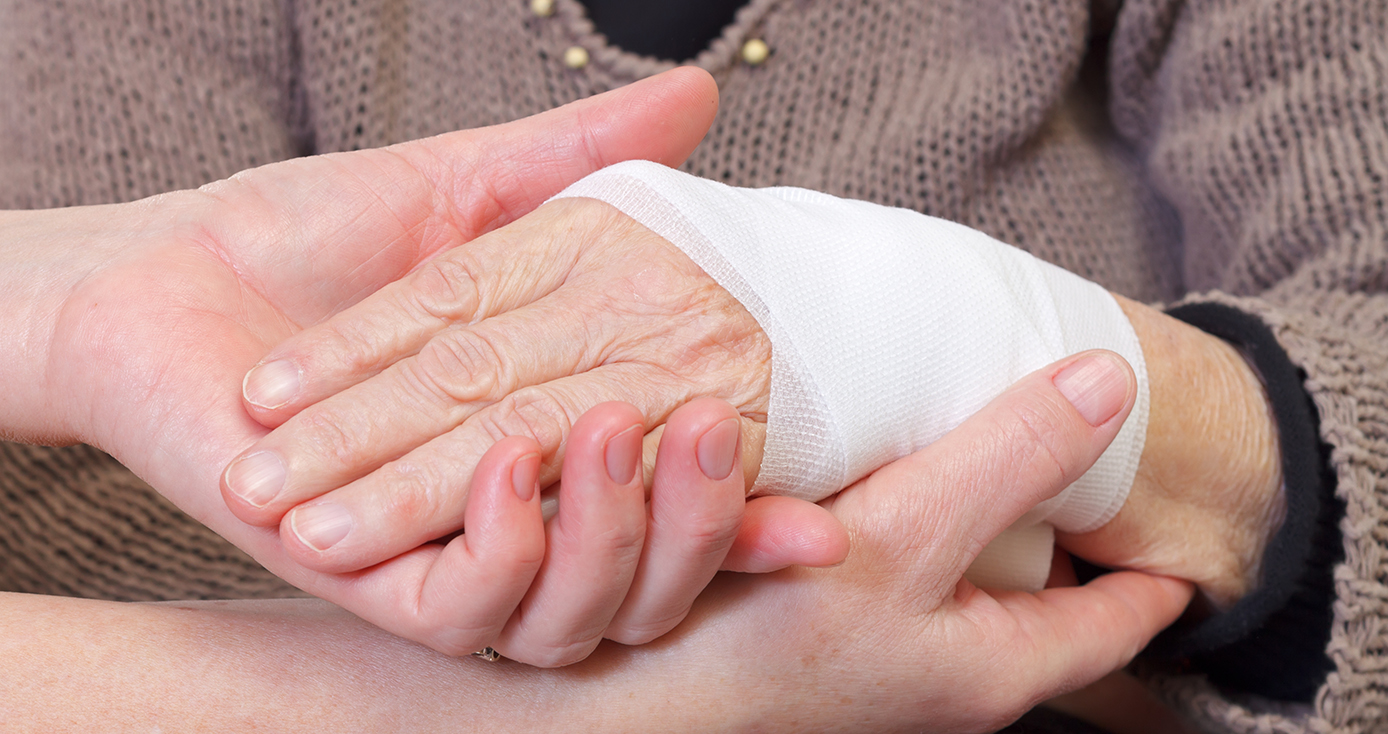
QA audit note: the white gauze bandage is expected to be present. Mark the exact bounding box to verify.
[554,161,1148,591]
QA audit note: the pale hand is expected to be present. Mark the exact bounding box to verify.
[592,352,1193,732]
[3,68,848,662]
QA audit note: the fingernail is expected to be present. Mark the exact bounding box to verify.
[289,503,353,551]
[696,418,740,480]
[1054,353,1129,426]
[512,453,540,502]
[243,360,301,409]
[541,493,560,522]
[223,451,286,508]
[604,425,643,484]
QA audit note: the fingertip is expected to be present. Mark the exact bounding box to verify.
[783,507,850,568]
[582,67,719,170]
[280,501,357,571]
[568,402,646,487]
[474,434,544,504]
[1050,350,1135,428]
[1084,571,1195,622]
[659,400,743,488]
[652,66,720,142]
[724,497,850,573]
[511,451,541,502]
[221,450,289,527]
[242,358,302,421]
[1115,572,1196,625]
[1026,571,1194,677]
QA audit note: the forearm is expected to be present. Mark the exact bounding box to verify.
[0,592,737,732]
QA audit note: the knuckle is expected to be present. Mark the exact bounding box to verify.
[409,329,509,405]
[589,522,647,565]
[474,535,546,578]
[544,509,645,568]
[407,254,483,323]
[375,458,450,525]
[310,317,390,379]
[294,407,379,469]
[475,386,575,452]
[663,504,742,560]
[1000,399,1079,492]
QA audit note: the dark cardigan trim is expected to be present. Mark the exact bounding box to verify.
[1143,302,1342,702]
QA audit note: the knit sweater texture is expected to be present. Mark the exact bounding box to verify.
[2,0,1386,731]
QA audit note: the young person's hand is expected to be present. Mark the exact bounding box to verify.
[603,351,1191,731]
[0,351,1188,731]
[5,67,825,657]
[433,398,844,665]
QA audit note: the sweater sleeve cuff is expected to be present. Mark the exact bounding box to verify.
[1143,302,1343,702]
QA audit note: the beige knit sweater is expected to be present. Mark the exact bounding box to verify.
[2,0,1385,731]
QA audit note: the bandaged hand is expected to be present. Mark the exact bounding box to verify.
[560,163,1284,607]
[230,160,1283,612]
[227,160,1152,596]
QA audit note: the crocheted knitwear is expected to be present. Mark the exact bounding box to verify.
[2,1,1386,731]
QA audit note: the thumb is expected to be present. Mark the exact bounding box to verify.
[1005,572,1194,700]
[409,65,721,242]
[721,496,850,573]
[201,67,719,324]
[833,350,1137,588]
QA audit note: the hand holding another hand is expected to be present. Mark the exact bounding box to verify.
[572,352,1192,732]
[6,67,853,662]
[221,197,777,575]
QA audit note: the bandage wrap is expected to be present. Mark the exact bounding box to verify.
[555,161,1149,590]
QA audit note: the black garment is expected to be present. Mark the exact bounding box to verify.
[582,0,750,60]
[1149,303,1343,702]
[1004,708,1116,734]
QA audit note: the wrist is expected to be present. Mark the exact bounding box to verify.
[1060,296,1285,609]
[0,201,167,445]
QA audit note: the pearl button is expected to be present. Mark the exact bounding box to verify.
[530,0,555,17]
[563,45,590,69]
[741,38,770,65]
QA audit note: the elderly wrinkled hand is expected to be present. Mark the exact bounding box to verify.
[222,196,777,574]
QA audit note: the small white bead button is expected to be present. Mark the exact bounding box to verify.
[530,0,555,17]
[563,45,590,69]
[741,38,770,65]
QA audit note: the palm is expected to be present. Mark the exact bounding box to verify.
[50,176,459,578]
